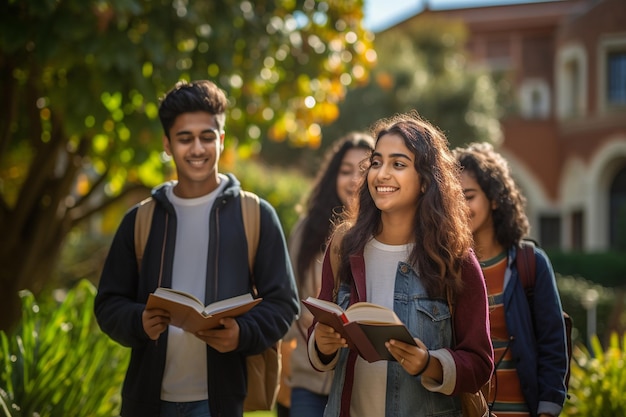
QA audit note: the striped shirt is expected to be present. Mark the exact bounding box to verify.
[482,253,529,417]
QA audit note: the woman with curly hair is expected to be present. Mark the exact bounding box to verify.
[279,132,375,417]
[454,142,568,417]
[308,112,493,417]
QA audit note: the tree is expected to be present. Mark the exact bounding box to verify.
[319,15,503,162]
[0,0,375,331]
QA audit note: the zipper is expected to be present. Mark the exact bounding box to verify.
[212,200,223,300]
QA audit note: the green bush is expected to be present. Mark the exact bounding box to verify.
[0,279,129,417]
[232,159,312,238]
[556,274,624,347]
[563,333,626,416]
[548,250,626,288]
[0,278,280,417]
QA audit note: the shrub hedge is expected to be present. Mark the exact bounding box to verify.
[548,250,626,288]
[556,274,625,347]
[228,157,312,239]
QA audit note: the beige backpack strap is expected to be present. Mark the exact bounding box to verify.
[134,197,155,272]
[240,190,261,281]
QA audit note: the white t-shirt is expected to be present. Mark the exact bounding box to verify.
[350,238,413,417]
[161,176,227,402]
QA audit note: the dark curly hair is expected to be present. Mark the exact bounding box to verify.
[158,80,228,138]
[453,142,530,249]
[338,111,473,297]
[295,132,375,290]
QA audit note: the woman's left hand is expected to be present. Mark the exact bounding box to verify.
[386,337,430,376]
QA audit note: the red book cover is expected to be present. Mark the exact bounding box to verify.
[302,298,354,349]
[302,297,417,362]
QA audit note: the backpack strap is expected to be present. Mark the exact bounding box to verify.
[134,197,156,273]
[134,191,261,288]
[240,190,261,295]
[516,240,536,294]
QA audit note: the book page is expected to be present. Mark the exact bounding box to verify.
[202,293,256,316]
[344,302,402,325]
[152,288,204,312]
[302,297,346,316]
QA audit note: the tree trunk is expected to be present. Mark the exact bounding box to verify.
[0,280,23,334]
[0,226,66,331]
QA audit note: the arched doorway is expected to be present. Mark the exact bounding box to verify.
[610,165,626,251]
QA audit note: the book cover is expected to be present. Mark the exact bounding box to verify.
[146,288,262,333]
[302,297,417,363]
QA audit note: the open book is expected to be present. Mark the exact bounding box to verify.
[302,297,417,363]
[146,288,262,333]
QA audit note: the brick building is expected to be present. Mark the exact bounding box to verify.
[388,0,626,252]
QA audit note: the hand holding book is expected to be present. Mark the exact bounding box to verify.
[146,288,262,333]
[303,297,417,362]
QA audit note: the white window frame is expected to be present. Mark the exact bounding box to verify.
[597,33,626,114]
[519,78,551,119]
[556,43,587,120]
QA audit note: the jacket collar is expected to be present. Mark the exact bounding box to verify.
[150,173,242,208]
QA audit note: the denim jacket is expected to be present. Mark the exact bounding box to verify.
[309,248,493,417]
[503,245,568,417]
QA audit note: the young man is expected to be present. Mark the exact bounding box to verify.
[95,80,299,417]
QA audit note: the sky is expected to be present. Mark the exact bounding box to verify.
[363,0,563,32]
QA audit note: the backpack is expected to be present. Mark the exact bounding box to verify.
[516,240,572,390]
[134,190,281,412]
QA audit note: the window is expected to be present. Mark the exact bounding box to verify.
[571,210,584,251]
[539,215,561,250]
[609,166,626,251]
[519,78,550,119]
[598,35,626,113]
[556,44,587,119]
[485,37,511,70]
[565,60,580,116]
[607,51,626,105]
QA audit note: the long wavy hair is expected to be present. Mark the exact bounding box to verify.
[453,142,530,249]
[338,111,473,297]
[295,132,375,290]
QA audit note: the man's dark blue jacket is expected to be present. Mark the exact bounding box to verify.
[95,174,299,417]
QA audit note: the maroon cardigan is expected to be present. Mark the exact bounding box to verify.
[309,245,494,415]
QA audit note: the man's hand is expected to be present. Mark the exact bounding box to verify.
[142,308,170,340]
[195,318,240,352]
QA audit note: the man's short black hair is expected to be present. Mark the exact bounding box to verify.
[158,80,228,138]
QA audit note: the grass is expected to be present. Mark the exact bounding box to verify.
[245,411,277,417]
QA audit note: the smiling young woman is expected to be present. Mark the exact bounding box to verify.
[307,111,494,417]
[454,142,568,417]
[280,132,375,417]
